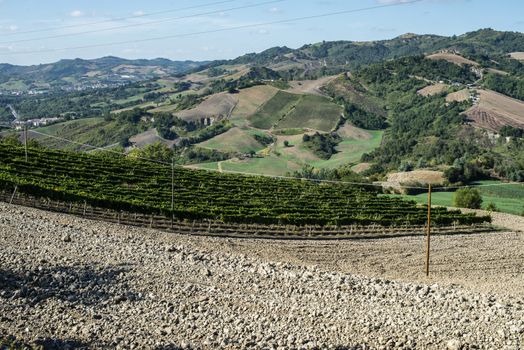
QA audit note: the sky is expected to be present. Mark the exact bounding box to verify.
[0,0,523,65]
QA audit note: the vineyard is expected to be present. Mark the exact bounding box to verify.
[0,144,490,227]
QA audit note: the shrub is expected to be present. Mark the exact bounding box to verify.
[485,202,498,212]
[453,187,483,209]
[283,140,290,147]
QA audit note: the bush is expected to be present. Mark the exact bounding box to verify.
[485,202,498,212]
[283,140,290,147]
[453,187,483,209]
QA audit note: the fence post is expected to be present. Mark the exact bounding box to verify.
[9,186,18,204]
[24,124,28,163]
[83,201,87,216]
[425,184,432,277]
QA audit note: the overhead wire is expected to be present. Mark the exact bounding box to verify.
[1,124,522,191]
[0,0,284,45]
[1,0,243,37]
[1,0,424,55]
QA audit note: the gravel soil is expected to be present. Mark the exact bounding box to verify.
[0,202,523,349]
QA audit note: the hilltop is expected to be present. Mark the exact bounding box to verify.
[1,28,523,185]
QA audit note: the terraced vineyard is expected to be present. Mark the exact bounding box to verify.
[0,144,489,227]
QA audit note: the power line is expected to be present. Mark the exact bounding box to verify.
[1,0,243,37]
[9,126,523,191]
[1,0,424,56]
[0,0,283,45]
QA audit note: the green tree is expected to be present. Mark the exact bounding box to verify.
[453,187,483,209]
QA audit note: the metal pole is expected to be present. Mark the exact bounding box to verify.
[425,184,432,276]
[24,124,28,162]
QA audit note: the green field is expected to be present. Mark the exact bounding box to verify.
[33,118,144,150]
[249,91,301,129]
[393,180,524,215]
[277,94,343,132]
[310,130,384,169]
[198,127,265,153]
[194,129,384,176]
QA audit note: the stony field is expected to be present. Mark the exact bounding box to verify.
[0,202,523,349]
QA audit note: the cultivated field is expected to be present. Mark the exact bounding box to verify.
[230,85,279,120]
[510,52,524,61]
[276,94,343,132]
[1,202,523,349]
[248,90,301,129]
[197,127,264,153]
[417,83,449,97]
[286,75,337,96]
[177,92,238,122]
[464,89,524,131]
[445,88,470,102]
[129,128,176,148]
[427,53,479,66]
[386,170,445,187]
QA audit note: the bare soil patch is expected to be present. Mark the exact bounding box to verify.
[417,83,449,97]
[177,92,238,122]
[427,53,479,66]
[287,76,337,96]
[463,89,524,131]
[386,170,445,186]
[446,88,470,102]
[336,123,372,140]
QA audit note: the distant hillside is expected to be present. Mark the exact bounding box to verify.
[0,57,208,93]
[202,29,524,79]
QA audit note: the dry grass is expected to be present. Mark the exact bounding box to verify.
[232,85,279,118]
[336,123,372,140]
[509,52,524,61]
[445,89,470,102]
[417,83,449,97]
[176,92,238,122]
[386,170,445,186]
[463,89,524,131]
[198,127,264,153]
[352,162,372,173]
[427,53,479,66]
[286,76,337,96]
[129,129,176,148]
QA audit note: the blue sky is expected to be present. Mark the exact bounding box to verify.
[0,0,523,65]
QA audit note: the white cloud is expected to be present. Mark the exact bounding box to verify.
[269,7,280,13]
[133,10,144,16]
[69,10,84,17]
[8,25,17,31]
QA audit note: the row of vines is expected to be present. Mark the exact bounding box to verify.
[0,144,490,226]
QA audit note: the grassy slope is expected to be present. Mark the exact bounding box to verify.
[193,129,384,176]
[197,127,264,153]
[34,118,140,150]
[392,180,524,215]
[276,94,342,132]
[248,91,301,129]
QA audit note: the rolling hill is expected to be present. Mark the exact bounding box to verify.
[2,28,524,182]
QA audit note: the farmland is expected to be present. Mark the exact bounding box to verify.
[392,180,524,215]
[0,143,488,227]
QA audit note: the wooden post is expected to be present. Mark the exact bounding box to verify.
[425,184,432,277]
[171,157,175,212]
[9,186,18,204]
[24,124,28,162]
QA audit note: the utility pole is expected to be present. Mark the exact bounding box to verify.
[425,184,432,277]
[24,124,28,162]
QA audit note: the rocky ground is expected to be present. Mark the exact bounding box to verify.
[0,202,523,349]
